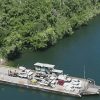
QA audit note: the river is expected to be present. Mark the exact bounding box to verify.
[0,15,100,100]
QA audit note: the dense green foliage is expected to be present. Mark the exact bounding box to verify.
[0,0,100,59]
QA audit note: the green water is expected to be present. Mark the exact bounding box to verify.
[1,15,100,100]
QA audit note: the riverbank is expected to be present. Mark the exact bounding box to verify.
[0,58,6,65]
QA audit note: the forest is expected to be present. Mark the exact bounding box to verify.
[0,0,100,59]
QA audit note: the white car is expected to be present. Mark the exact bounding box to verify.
[18,73,27,78]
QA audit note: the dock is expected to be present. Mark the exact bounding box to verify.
[0,63,100,97]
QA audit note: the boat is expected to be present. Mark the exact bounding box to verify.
[0,62,100,97]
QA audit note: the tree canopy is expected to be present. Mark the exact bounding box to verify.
[0,0,100,59]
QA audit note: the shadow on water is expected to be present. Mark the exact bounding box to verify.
[7,48,22,61]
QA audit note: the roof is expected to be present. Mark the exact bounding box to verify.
[34,62,55,69]
[19,66,26,70]
[58,75,66,80]
[52,69,63,74]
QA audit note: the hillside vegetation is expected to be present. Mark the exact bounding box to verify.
[0,0,100,59]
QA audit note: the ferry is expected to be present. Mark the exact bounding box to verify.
[0,62,100,97]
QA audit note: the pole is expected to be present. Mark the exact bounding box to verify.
[84,65,86,79]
